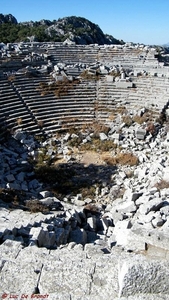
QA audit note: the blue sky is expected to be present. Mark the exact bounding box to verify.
[1,0,169,45]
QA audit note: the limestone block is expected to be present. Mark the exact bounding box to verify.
[135,195,151,206]
[0,240,23,260]
[160,204,169,217]
[28,179,40,189]
[99,132,108,141]
[47,231,56,247]
[63,133,71,142]
[110,211,124,225]
[6,174,15,182]
[39,190,51,198]
[101,217,112,231]
[54,217,65,228]
[87,216,97,231]
[152,216,164,227]
[73,198,86,206]
[13,130,26,141]
[6,182,21,190]
[137,211,155,224]
[21,181,28,191]
[119,171,126,180]
[113,199,137,215]
[0,245,48,294]
[118,255,169,297]
[69,227,87,245]
[70,209,82,225]
[160,188,169,198]
[39,197,55,206]
[29,227,49,247]
[138,198,164,215]
[131,224,169,251]
[113,220,132,246]
[136,128,146,140]
[101,186,109,196]
[55,227,65,246]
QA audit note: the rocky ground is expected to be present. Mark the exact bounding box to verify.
[1,112,169,299]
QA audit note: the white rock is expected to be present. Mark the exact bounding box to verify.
[119,255,169,297]
[99,132,108,141]
[87,216,97,231]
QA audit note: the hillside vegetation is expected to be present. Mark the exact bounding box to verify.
[0,14,124,45]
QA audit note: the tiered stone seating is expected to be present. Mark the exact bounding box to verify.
[1,44,169,134]
[98,45,159,69]
[131,76,169,110]
[97,78,131,122]
[98,45,145,66]
[12,75,97,133]
[0,78,41,133]
[97,75,169,124]
[48,44,99,65]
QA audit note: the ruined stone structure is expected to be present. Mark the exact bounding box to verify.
[1,42,169,135]
[1,42,169,299]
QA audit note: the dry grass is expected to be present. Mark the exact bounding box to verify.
[25,200,49,213]
[125,170,135,178]
[126,109,158,126]
[108,113,116,121]
[133,115,147,124]
[80,70,100,81]
[37,120,44,128]
[154,180,169,190]
[113,106,127,115]
[16,117,22,125]
[91,121,110,135]
[103,152,138,166]
[122,115,133,127]
[38,77,80,98]
[79,138,118,152]
[146,122,156,135]
[109,70,121,77]
[8,75,16,82]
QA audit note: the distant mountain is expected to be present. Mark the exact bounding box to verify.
[0,13,17,24]
[162,42,169,47]
[40,16,123,45]
[0,13,124,45]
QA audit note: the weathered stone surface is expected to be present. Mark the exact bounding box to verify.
[69,227,87,245]
[118,255,169,297]
[138,198,164,215]
[99,132,107,141]
[0,244,49,295]
[38,245,119,299]
[135,127,146,140]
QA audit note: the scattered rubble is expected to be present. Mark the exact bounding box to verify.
[0,118,169,298]
[1,41,169,298]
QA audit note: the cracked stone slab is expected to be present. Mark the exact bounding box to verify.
[0,245,49,294]
[39,245,119,299]
[0,239,23,260]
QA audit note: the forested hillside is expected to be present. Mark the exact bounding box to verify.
[0,14,124,44]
